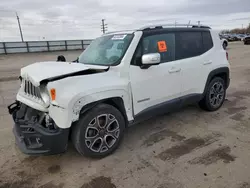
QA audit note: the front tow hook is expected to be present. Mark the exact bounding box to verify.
[8,101,20,114]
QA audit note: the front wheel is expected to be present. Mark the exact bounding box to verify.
[71,103,125,158]
[199,77,226,111]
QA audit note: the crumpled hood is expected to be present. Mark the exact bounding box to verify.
[20,61,108,86]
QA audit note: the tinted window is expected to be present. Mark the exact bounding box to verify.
[176,32,203,60]
[202,31,213,52]
[142,33,175,63]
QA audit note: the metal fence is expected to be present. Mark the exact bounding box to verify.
[0,40,92,54]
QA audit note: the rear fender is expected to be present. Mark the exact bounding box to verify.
[203,67,230,96]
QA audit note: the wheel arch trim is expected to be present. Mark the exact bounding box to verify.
[71,90,133,126]
[203,67,230,96]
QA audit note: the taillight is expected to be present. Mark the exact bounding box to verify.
[226,52,229,60]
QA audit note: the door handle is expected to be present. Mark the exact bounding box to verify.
[168,68,181,73]
[203,61,212,65]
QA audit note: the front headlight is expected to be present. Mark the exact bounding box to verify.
[40,86,50,107]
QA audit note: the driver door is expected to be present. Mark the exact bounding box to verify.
[129,32,182,116]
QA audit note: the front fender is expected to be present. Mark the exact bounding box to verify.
[48,89,133,129]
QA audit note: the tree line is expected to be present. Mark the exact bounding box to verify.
[221,24,250,34]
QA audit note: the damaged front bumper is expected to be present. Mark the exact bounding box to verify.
[8,101,69,155]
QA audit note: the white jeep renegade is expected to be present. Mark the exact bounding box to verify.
[8,24,230,158]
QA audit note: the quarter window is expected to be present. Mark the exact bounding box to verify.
[202,31,213,52]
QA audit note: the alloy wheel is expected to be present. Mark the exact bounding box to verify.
[209,82,225,108]
[85,114,120,153]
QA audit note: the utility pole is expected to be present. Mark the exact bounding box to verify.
[101,19,108,34]
[197,21,201,26]
[16,12,24,42]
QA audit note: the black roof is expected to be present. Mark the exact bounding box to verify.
[139,27,211,35]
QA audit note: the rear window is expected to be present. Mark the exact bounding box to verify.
[202,31,213,52]
[175,32,203,60]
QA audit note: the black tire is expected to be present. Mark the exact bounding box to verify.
[199,77,226,111]
[71,103,125,158]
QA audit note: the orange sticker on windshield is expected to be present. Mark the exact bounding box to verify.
[157,41,167,52]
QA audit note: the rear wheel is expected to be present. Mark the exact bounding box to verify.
[199,77,226,111]
[71,103,125,158]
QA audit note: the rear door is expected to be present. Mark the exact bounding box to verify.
[175,31,213,97]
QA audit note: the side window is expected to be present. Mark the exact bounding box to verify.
[175,32,203,60]
[202,31,213,52]
[142,33,175,63]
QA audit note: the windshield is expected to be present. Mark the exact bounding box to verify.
[78,34,134,66]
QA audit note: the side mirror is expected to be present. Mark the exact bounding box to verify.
[142,53,161,65]
[57,55,66,62]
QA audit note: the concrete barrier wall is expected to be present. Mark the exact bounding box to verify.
[0,40,92,54]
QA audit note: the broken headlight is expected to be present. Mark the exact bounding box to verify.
[40,86,50,107]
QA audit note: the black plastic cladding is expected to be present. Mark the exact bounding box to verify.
[9,102,70,155]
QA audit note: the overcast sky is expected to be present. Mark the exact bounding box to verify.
[0,0,250,41]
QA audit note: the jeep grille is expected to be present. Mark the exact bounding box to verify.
[24,80,42,99]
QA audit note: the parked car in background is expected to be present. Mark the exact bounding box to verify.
[231,34,240,41]
[238,34,247,41]
[243,36,250,45]
[220,33,249,42]
[225,34,235,42]
[220,34,230,41]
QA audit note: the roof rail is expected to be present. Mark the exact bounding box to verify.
[139,24,211,30]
